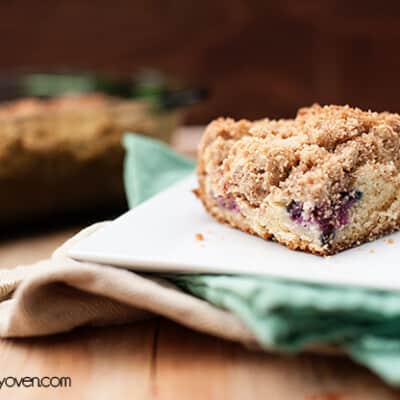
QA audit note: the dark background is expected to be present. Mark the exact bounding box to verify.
[1,0,400,123]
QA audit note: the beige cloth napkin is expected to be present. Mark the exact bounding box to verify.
[0,223,257,346]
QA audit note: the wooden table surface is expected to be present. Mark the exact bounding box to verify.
[0,128,399,400]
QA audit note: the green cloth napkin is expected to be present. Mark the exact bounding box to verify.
[123,133,400,386]
[123,134,194,207]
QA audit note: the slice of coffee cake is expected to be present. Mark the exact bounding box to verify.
[196,104,400,255]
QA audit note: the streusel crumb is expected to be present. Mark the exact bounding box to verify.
[195,233,204,241]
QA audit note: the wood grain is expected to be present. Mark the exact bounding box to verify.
[154,320,400,400]
[0,322,157,400]
[0,320,398,399]
[0,227,79,270]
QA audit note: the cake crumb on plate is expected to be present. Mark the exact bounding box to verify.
[195,233,204,241]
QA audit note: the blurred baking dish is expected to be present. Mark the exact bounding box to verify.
[0,93,181,226]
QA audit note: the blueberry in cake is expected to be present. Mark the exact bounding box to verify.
[196,104,400,255]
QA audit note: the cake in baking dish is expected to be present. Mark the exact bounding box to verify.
[0,94,180,225]
[196,104,400,255]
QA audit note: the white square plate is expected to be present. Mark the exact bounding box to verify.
[69,174,400,291]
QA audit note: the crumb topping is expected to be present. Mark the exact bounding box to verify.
[0,93,114,120]
[198,104,400,206]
